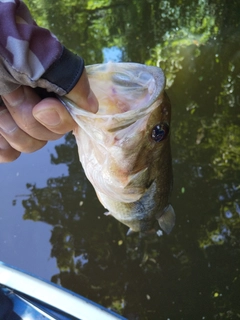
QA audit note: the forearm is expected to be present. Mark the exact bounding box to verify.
[0,0,84,96]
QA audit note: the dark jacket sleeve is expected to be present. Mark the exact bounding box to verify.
[0,0,84,96]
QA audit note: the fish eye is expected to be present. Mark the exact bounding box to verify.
[151,123,169,142]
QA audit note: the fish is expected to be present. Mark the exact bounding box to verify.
[61,62,175,235]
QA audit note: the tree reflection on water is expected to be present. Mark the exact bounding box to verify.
[21,0,240,318]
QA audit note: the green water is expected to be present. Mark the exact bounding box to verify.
[1,0,240,319]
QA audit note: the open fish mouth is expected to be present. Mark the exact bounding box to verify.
[60,62,175,235]
[62,62,165,128]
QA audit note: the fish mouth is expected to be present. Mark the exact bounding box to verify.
[61,62,166,130]
[86,62,165,114]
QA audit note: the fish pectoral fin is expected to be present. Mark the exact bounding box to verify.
[126,168,148,188]
[104,211,111,216]
[126,228,136,236]
[157,205,175,235]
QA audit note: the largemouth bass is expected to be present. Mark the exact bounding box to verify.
[61,62,175,235]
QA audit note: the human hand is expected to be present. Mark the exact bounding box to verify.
[0,68,98,163]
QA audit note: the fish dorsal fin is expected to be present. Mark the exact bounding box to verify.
[157,205,175,235]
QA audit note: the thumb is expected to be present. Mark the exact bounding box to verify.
[65,68,99,113]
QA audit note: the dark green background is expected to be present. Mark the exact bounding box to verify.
[2,0,240,319]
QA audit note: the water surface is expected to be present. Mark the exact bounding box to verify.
[1,0,240,319]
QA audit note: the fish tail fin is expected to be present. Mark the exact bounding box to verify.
[157,204,175,235]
